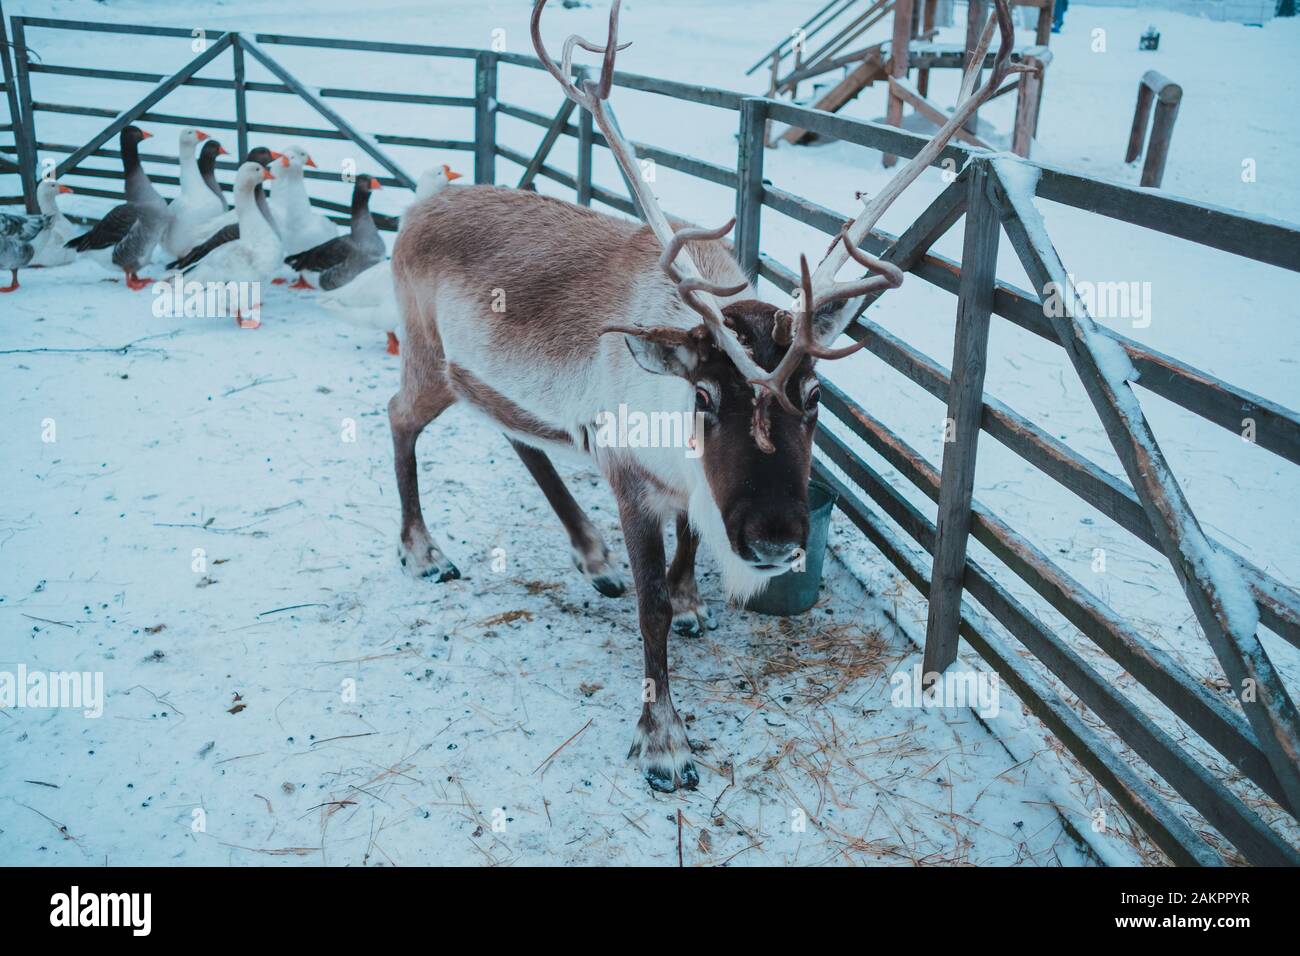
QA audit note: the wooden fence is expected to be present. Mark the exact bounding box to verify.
[3,15,1300,866]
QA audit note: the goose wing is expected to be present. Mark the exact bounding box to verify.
[66,203,138,252]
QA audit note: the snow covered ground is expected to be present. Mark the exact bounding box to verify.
[2,0,1298,865]
[0,259,1111,866]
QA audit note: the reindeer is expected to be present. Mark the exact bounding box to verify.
[389,0,1026,791]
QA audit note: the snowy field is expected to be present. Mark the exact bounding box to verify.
[2,0,1298,866]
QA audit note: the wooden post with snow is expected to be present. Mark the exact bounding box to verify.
[882,0,915,167]
[1126,70,1182,188]
[735,98,768,282]
[474,51,498,185]
[922,157,1002,676]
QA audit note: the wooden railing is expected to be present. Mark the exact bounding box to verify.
[4,14,1300,866]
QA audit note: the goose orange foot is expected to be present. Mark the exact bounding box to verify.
[290,277,314,290]
[0,270,18,292]
[385,331,400,356]
[125,272,153,291]
[234,310,262,330]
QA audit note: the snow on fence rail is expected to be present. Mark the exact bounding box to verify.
[4,13,1300,866]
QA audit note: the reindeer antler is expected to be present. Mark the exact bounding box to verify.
[532,0,1024,452]
[531,0,769,395]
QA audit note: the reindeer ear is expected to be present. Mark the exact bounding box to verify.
[605,324,708,379]
[622,335,699,378]
[810,300,853,346]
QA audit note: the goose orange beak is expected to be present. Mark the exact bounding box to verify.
[305,156,317,168]
[443,164,464,181]
[195,130,210,141]
[370,178,383,190]
[270,151,286,161]
[280,154,290,167]
[139,129,153,139]
[263,168,275,181]
[218,145,229,155]
[58,185,74,194]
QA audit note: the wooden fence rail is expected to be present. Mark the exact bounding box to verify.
[5,14,1299,866]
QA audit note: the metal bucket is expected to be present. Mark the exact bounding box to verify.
[743,479,839,616]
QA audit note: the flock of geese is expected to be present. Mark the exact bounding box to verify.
[0,124,462,348]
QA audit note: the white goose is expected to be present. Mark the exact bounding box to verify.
[161,128,227,260]
[317,164,462,354]
[270,145,337,278]
[178,161,282,329]
[29,179,82,268]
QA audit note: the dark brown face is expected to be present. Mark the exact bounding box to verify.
[692,301,819,572]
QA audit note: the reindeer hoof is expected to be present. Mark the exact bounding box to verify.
[671,593,716,636]
[574,550,626,598]
[644,761,699,794]
[590,573,626,598]
[628,706,698,792]
[398,541,460,582]
[672,603,716,636]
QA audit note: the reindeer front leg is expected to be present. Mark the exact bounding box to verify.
[611,471,699,793]
[668,513,716,636]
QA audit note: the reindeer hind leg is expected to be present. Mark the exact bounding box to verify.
[388,285,460,582]
[510,439,625,597]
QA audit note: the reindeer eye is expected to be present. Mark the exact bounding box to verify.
[805,385,821,411]
[694,387,714,413]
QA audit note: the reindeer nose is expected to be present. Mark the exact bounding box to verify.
[747,538,804,568]
[738,511,808,569]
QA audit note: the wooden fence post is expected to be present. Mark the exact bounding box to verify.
[735,97,767,282]
[922,156,1000,676]
[474,51,497,185]
[577,107,593,205]
[232,35,249,164]
[9,16,38,211]
[1125,70,1181,189]
[883,0,914,167]
[1011,55,1042,158]
[962,0,987,138]
[0,4,30,193]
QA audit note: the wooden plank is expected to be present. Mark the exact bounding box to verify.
[516,97,576,191]
[991,160,1300,818]
[577,105,593,206]
[236,37,417,189]
[744,0,855,75]
[886,76,992,149]
[882,0,914,167]
[766,95,1300,272]
[819,378,1296,815]
[28,63,477,107]
[924,159,999,675]
[760,248,1300,652]
[814,435,1224,866]
[252,32,478,59]
[232,37,249,165]
[780,55,884,145]
[734,98,767,281]
[761,181,1300,473]
[1010,55,1042,157]
[474,51,497,185]
[53,32,234,180]
[18,17,208,38]
[1143,94,1181,188]
[1125,80,1155,165]
[1,12,34,211]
